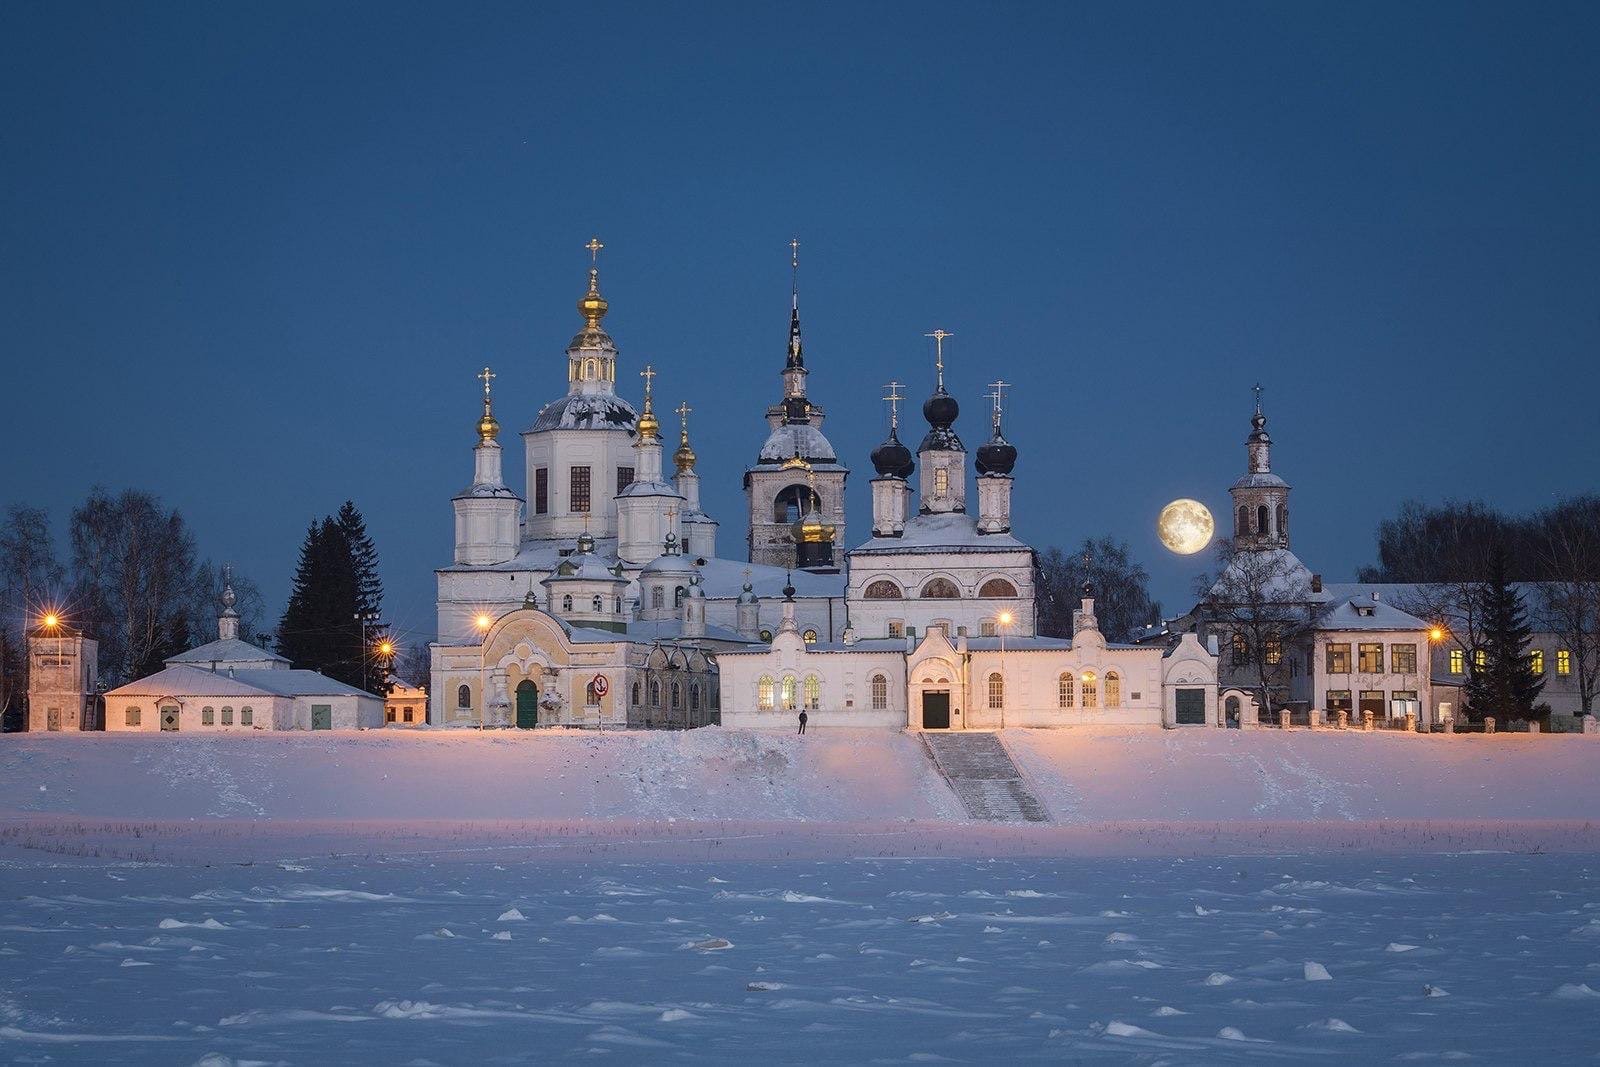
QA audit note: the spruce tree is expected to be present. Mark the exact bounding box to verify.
[335,501,383,617]
[1464,549,1547,723]
[276,508,380,690]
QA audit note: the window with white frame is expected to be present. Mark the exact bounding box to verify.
[758,675,775,710]
[987,672,1004,709]
[780,677,797,710]
[870,674,888,709]
[1105,672,1121,707]
[1081,672,1098,708]
[804,675,820,710]
[1058,673,1074,708]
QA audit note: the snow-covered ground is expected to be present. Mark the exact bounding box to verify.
[4,853,1599,1062]
[3,728,1598,1061]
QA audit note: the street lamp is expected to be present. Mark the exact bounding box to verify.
[997,610,1013,730]
[355,610,385,691]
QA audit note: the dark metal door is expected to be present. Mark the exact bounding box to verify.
[922,691,950,730]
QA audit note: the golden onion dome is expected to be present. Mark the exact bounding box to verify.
[791,505,835,545]
[637,401,660,439]
[477,409,500,443]
[577,268,608,327]
[674,428,696,472]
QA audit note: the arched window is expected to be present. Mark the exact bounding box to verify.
[1081,671,1098,708]
[586,680,602,706]
[632,681,641,706]
[457,684,471,708]
[562,594,573,612]
[759,629,773,642]
[802,628,818,645]
[1058,673,1074,709]
[1231,632,1249,659]
[978,578,1017,598]
[1276,503,1287,540]
[221,706,233,725]
[757,675,775,710]
[803,675,821,710]
[1105,671,1121,707]
[920,577,960,599]
[870,674,888,710]
[614,596,622,612]
[674,586,685,608]
[863,579,903,600]
[1257,504,1270,537]
[780,677,798,710]
[650,680,661,706]
[1238,505,1249,535]
[987,672,1004,709]
[591,595,603,612]
[671,682,681,709]
[690,686,700,711]
[773,484,818,523]
[652,588,664,610]
[241,706,253,726]
[202,706,215,725]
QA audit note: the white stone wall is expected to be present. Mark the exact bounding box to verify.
[523,426,635,541]
[1313,628,1432,725]
[719,634,907,730]
[961,647,1168,729]
[846,549,1037,639]
[104,694,293,732]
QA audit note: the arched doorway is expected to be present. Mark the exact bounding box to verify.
[1225,694,1241,729]
[515,680,538,729]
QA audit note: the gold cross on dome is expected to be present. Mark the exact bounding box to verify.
[1253,382,1263,413]
[789,236,800,267]
[675,401,692,427]
[640,363,656,395]
[478,366,496,397]
[586,237,604,264]
[987,379,1010,424]
[883,380,904,428]
[924,329,953,389]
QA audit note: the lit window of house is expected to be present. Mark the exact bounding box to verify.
[802,629,818,645]
[1557,650,1571,676]
[780,677,797,711]
[757,676,774,711]
[1391,643,1417,674]
[934,468,949,494]
[1057,673,1074,708]
[1265,637,1282,665]
[1529,649,1544,674]
[1474,649,1487,669]
[1326,643,1351,673]
[1449,649,1465,674]
[1081,672,1098,708]
[1105,672,1121,707]
[804,676,820,710]
[1358,643,1384,673]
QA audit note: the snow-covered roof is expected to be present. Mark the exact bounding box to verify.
[545,552,626,583]
[1206,547,1316,602]
[1316,596,1431,633]
[528,392,638,434]
[617,478,682,500]
[757,422,838,463]
[441,536,847,600]
[853,511,1029,555]
[718,636,908,656]
[1230,472,1288,489]
[166,638,288,668]
[107,664,375,700]
[454,480,521,501]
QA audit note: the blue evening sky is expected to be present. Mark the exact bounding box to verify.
[3,1,1597,647]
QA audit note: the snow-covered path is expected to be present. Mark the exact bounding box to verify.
[3,852,1598,1062]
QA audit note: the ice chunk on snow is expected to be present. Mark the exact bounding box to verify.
[497,908,526,922]
[1304,961,1333,981]
[1552,983,1600,999]
[682,937,733,952]
[1386,942,1419,952]
[1306,1017,1361,1033]
[1218,1026,1267,1042]
[491,931,511,941]
[158,918,227,930]
[1102,1021,1158,1038]
[746,981,784,991]
[659,1008,696,1022]
[1203,972,1235,985]
[1105,931,1137,943]
[1194,905,1217,916]
[1424,984,1450,998]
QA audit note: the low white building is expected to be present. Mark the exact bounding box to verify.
[103,577,384,732]
[384,677,429,726]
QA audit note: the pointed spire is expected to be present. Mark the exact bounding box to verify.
[1246,382,1272,473]
[637,363,659,438]
[577,237,608,331]
[925,329,953,392]
[218,563,240,641]
[786,237,804,370]
[673,400,696,473]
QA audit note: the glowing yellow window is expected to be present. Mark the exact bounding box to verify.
[1448,649,1464,675]
[1529,649,1544,674]
[934,468,949,494]
[1557,650,1571,676]
[1474,649,1486,669]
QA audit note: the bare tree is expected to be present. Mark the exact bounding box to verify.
[0,505,65,717]
[1196,542,1316,720]
[186,560,267,645]
[1036,539,1160,641]
[1536,506,1600,716]
[393,644,431,690]
[70,488,206,683]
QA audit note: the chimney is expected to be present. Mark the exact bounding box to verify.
[1311,574,1323,593]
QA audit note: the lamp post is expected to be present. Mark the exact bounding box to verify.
[474,612,493,730]
[997,610,1013,730]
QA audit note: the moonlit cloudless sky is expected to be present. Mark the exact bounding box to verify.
[3,0,1597,646]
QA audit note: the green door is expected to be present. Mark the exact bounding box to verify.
[311,704,332,730]
[515,681,538,729]
[1175,688,1206,725]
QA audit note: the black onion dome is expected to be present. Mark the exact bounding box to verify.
[975,429,1017,475]
[870,428,914,479]
[923,388,958,429]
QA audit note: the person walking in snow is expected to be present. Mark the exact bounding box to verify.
[797,709,808,735]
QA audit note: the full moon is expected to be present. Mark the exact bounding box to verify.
[1157,498,1215,555]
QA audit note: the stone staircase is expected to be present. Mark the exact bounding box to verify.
[920,732,1050,822]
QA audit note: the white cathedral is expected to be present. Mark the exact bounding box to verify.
[430,242,1220,731]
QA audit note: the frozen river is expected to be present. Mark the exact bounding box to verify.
[3,850,1598,1063]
